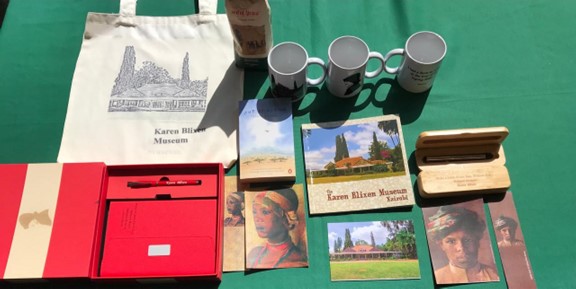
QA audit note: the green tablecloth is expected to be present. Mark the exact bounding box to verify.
[1,0,575,288]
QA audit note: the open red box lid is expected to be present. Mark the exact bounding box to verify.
[0,163,105,280]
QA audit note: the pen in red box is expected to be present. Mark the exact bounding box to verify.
[127,179,202,188]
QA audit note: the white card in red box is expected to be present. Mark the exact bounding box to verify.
[0,163,105,280]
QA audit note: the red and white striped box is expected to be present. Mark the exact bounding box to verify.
[0,163,106,281]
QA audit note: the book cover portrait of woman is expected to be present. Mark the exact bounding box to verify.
[245,187,308,269]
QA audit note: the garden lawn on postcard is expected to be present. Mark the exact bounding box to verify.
[330,259,420,281]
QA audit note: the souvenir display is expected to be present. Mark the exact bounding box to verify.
[2,0,546,287]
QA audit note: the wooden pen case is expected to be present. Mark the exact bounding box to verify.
[415,127,511,198]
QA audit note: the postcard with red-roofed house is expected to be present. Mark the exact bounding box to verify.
[301,115,414,215]
[327,220,420,281]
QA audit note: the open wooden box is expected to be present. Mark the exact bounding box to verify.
[415,127,511,198]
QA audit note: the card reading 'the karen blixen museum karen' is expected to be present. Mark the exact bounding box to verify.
[301,115,414,215]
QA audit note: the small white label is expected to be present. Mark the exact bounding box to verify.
[148,244,171,256]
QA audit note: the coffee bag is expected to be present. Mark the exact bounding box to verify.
[225,0,272,70]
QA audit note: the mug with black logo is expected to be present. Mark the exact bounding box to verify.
[326,36,385,98]
[267,42,326,101]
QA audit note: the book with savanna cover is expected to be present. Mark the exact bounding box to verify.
[239,98,296,183]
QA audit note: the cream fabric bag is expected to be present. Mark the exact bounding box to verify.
[58,0,242,168]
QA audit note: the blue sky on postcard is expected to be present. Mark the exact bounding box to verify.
[303,120,397,171]
[327,221,390,253]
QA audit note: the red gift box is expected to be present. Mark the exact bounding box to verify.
[0,162,224,282]
[0,163,105,280]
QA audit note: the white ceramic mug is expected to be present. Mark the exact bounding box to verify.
[327,36,385,98]
[383,31,447,93]
[268,42,326,101]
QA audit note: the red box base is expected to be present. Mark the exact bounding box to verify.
[93,163,224,282]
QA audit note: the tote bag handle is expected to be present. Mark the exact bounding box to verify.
[119,0,217,17]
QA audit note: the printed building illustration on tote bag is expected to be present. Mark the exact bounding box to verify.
[58,0,243,167]
[109,46,209,112]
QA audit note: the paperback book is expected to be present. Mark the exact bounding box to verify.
[301,115,414,215]
[238,98,296,183]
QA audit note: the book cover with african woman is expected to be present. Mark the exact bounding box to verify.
[245,185,308,269]
[301,115,415,215]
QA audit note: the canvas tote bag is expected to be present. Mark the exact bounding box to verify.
[58,0,243,168]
